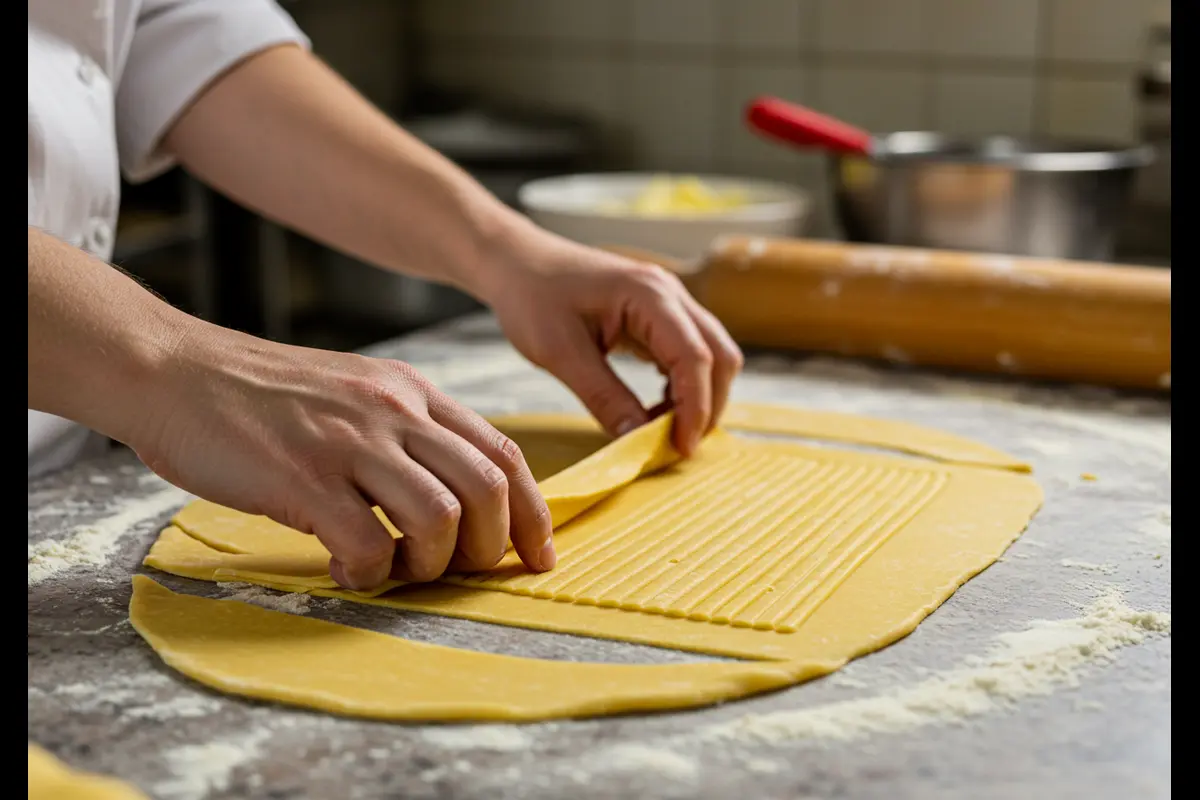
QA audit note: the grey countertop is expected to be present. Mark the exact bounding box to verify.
[28,313,1171,800]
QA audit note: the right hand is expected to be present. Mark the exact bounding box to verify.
[132,324,555,591]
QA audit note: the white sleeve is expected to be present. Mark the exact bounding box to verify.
[116,0,311,183]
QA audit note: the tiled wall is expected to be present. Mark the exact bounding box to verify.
[413,0,1167,235]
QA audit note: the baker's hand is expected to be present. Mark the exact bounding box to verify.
[484,236,743,456]
[133,330,554,591]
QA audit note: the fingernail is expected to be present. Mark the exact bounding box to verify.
[538,538,557,571]
[616,419,640,437]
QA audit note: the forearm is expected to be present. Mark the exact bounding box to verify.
[163,45,539,303]
[27,227,197,444]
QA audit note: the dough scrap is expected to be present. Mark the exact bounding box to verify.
[136,405,1043,720]
[28,744,148,800]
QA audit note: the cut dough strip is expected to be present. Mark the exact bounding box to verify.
[129,575,831,723]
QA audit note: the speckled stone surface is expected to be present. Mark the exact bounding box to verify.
[29,313,1170,800]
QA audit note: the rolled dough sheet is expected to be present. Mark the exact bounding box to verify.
[136,404,1043,720]
[28,744,149,800]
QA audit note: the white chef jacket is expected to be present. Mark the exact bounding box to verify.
[28,0,310,478]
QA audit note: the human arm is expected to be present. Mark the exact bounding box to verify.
[156,43,743,455]
[28,226,553,589]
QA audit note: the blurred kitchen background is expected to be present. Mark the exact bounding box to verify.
[116,0,1171,352]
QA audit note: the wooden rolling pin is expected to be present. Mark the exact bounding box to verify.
[605,237,1171,392]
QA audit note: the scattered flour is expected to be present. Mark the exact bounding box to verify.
[154,729,271,800]
[1138,507,1171,548]
[124,695,222,721]
[827,674,867,689]
[691,589,1168,746]
[743,757,781,774]
[594,743,698,782]
[1060,559,1118,575]
[421,725,533,752]
[39,671,221,723]
[416,347,528,390]
[1021,438,1073,458]
[222,583,313,615]
[42,672,171,713]
[28,486,191,585]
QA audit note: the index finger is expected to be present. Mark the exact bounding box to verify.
[426,393,556,573]
[633,293,714,456]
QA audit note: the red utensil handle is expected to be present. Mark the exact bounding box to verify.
[745,96,873,155]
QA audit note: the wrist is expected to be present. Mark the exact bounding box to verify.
[97,303,209,448]
[460,208,570,309]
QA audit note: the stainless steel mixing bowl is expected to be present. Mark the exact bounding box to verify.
[830,133,1154,261]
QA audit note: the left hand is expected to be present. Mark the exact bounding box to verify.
[482,234,744,457]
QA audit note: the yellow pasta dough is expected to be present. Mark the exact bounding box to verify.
[134,404,1043,721]
[28,745,149,800]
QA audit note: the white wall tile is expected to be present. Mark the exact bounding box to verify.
[815,0,927,55]
[422,46,493,93]
[1040,76,1138,142]
[722,0,813,55]
[299,1,407,107]
[719,64,811,167]
[632,0,720,47]
[421,49,621,135]
[927,0,1041,60]
[932,71,1037,136]
[503,0,623,42]
[1047,0,1151,63]
[623,59,719,170]
[521,57,623,125]
[416,0,502,40]
[814,66,930,132]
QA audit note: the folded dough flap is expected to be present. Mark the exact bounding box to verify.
[159,412,686,592]
[537,412,681,528]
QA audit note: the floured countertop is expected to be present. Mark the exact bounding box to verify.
[28,312,1170,800]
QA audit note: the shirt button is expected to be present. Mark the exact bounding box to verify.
[77,57,98,86]
[87,219,112,253]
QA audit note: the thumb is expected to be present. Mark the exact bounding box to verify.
[549,324,649,438]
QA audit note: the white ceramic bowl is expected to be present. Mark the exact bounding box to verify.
[518,173,812,260]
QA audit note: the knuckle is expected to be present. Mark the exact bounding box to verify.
[729,345,746,372]
[687,341,715,368]
[426,493,463,533]
[631,264,679,296]
[525,336,570,369]
[531,497,553,531]
[491,434,525,472]
[344,372,425,420]
[479,463,509,503]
